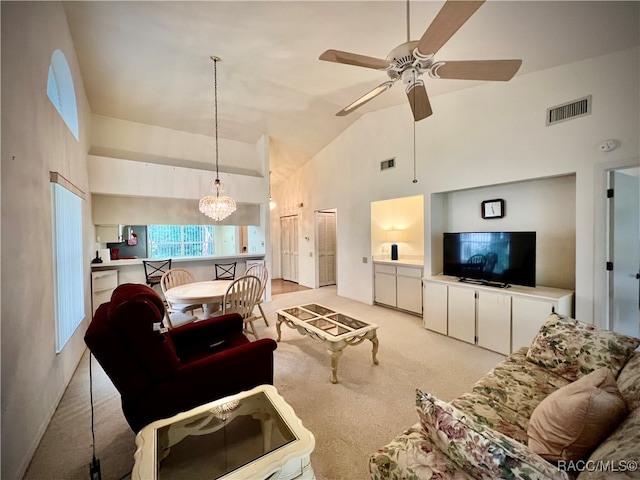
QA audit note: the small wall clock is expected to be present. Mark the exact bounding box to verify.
[481,199,505,219]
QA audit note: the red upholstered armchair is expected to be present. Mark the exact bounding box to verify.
[85,283,278,432]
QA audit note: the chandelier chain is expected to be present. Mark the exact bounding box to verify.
[213,58,220,183]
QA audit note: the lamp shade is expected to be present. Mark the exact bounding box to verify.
[386,230,405,242]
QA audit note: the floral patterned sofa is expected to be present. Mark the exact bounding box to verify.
[370,314,640,480]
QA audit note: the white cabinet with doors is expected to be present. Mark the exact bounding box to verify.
[374,262,423,315]
[423,281,448,334]
[423,275,573,354]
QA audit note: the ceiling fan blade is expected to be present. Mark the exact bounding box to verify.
[336,81,395,116]
[319,49,392,70]
[417,0,486,57]
[406,81,433,121]
[431,59,522,81]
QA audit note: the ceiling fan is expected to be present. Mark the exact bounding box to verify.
[319,0,522,121]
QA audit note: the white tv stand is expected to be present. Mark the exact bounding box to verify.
[423,275,574,355]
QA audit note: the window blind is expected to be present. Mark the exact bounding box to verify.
[51,178,85,352]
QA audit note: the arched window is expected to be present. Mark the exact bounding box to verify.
[47,50,79,140]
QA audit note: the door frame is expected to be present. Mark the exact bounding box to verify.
[593,157,640,330]
[314,208,337,288]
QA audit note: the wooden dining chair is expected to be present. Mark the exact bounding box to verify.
[160,268,201,328]
[214,262,237,280]
[220,275,262,338]
[245,263,269,326]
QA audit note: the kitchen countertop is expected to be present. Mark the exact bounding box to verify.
[91,253,265,269]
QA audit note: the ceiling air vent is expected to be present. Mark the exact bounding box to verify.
[380,158,395,171]
[546,95,592,126]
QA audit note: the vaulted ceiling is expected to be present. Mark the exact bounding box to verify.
[62,1,639,185]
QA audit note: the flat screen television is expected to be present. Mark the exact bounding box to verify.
[443,231,536,287]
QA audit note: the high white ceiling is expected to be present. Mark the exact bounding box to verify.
[62,1,639,185]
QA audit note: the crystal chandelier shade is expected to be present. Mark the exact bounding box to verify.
[199,56,236,221]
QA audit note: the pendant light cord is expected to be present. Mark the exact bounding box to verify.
[212,57,220,183]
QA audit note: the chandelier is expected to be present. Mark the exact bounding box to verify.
[199,56,236,221]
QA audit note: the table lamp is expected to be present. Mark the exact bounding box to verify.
[386,230,405,261]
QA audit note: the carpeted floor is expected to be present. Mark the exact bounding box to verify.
[24,286,505,480]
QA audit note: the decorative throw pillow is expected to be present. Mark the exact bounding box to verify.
[526,314,640,382]
[416,389,567,480]
[527,367,628,462]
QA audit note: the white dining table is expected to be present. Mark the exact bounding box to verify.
[164,280,233,317]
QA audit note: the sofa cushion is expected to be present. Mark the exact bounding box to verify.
[526,314,640,382]
[616,351,640,411]
[369,423,474,480]
[576,407,640,479]
[451,347,571,445]
[416,389,567,480]
[527,367,628,462]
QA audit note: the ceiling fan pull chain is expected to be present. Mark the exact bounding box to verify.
[412,118,418,184]
[406,0,411,43]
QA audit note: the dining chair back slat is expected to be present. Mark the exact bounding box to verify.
[160,268,200,328]
[245,263,270,326]
[222,275,262,338]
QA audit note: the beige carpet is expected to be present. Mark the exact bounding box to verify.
[24,286,505,480]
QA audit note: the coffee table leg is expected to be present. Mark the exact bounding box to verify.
[329,347,344,384]
[371,336,379,365]
[276,316,282,342]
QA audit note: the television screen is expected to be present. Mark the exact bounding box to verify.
[443,231,536,287]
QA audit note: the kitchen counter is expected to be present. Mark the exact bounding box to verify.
[91,253,265,269]
[90,253,266,286]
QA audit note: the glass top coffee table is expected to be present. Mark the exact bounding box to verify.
[132,385,315,480]
[276,303,379,384]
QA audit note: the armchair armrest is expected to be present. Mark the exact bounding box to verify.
[168,313,243,353]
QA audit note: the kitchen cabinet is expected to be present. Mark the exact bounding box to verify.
[422,275,573,354]
[374,263,423,315]
[96,225,123,243]
[91,269,118,314]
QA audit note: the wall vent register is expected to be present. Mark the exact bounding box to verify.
[546,95,592,126]
[380,158,395,171]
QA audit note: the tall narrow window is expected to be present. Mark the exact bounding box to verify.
[47,50,79,140]
[51,173,85,352]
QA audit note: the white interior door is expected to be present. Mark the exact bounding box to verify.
[609,169,640,337]
[317,211,336,287]
[280,215,299,283]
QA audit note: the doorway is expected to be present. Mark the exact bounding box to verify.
[607,167,640,337]
[316,210,337,287]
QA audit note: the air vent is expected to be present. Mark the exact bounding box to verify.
[546,95,592,126]
[380,158,395,171]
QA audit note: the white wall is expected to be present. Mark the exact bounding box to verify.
[434,175,576,290]
[371,195,424,260]
[274,47,640,326]
[1,3,93,479]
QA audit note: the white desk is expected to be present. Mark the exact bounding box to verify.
[164,280,233,317]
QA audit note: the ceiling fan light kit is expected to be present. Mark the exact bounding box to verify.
[319,0,522,122]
